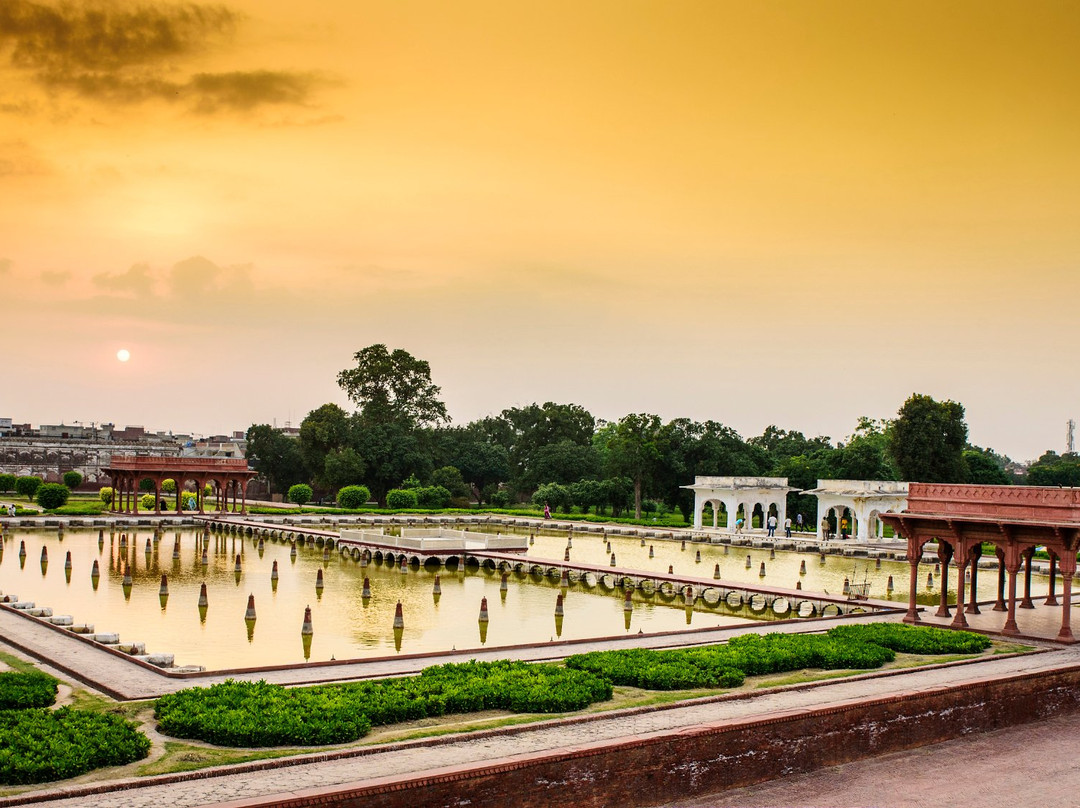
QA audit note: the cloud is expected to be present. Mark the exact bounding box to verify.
[92,262,156,297]
[167,255,252,299]
[0,139,50,175]
[40,269,71,284]
[0,1,325,114]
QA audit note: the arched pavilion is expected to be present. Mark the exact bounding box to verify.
[879,483,1080,643]
[684,476,794,533]
[800,479,909,541]
[102,455,257,515]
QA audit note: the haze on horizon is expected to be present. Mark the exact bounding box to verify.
[2,0,1077,463]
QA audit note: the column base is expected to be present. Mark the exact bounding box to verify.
[992,602,1007,612]
[965,602,981,615]
[1045,596,1060,606]
[935,605,951,618]
[1056,628,1076,643]
[950,612,969,628]
[1002,620,1020,635]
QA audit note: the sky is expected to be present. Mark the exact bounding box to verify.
[1,0,1078,462]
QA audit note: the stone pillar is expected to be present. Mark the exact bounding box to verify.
[951,545,969,629]
[904,539,921,624]
[693,493,703,530]
[1058,553,1076,643]
[936,541,953,618]
[993,547,1007,611]
[1021,547,1035,609]
[1003,549,1022,636]
[1045,553,1059,607]
[966,543,983,615]
[241,478,248,515]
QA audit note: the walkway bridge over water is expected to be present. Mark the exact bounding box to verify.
[198,517,897,620]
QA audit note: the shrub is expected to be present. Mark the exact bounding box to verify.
[99,487,114,505]
[0,473,16,493]
[416,485,451,509]
[161,479,176,493]
[489,488,511,508]
[140,493,156,510]
[0,708,150,785]
[826,623,992,655]
[14,476,42,501]
[431,466,470,500]
[288,484,313,507]
[156,662,613,748]
[0,671,57,710]
[336,485,371,509]
[386,488,418,509]
[35,483,70,510]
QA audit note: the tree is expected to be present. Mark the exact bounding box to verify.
[524,439,600,490]
[0,473,14,493]
[287,484,313,507]
[336,485,371,509]
[1026,452,1080,487]
[887,394,968,482]
[963,447,1012,485]
[322,448,367,491]
[353,418,433,504]
[606,413,663,519]
[15,476,42,501]
[246,424,307,495]
[298,404,352,486]
[62,471,83,489]
[430,466,471,500]
[500,402,595,490]
[36,483,70,510]
[532,482,571,513]
[416,485,452,509]
[99,487,114,505]
[833,418,896,481]
[337,344,448,426]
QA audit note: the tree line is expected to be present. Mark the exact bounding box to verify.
[245,344,1064,521]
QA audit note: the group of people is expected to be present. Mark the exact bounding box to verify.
[738,512,807,538]
[820,516,850,540]
[2,503,15,517]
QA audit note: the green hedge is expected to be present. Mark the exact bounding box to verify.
[0,672,58,710]
[155,660,612,747]
[566,624,987,690]
[825,623,992,655]
[0,708,151,785]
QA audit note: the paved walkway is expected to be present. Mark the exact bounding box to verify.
[1,627,1075,808]
[666,709,1080,808]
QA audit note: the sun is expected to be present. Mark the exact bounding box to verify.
[116,349,131,362]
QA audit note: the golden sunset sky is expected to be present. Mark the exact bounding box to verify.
[2,0,1078,460]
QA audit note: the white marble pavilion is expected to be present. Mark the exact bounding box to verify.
[800,479,909,541]
[684,476,795,533]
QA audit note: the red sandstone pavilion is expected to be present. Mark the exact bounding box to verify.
[880,483,1080,644]
[102,455,257,515]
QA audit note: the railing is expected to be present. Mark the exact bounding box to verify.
[108,455,252,470]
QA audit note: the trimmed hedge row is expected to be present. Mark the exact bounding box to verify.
[155,660,613,747]
[0,671,58,710]
[565,624,990,690]
[0,708,151,785]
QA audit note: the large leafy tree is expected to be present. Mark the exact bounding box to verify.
[353,418,433,504]
[499,402,595,490]
[245,424,306,495]
[298,403,352,488]
[605,413,662,519]
[887,394,968,482]
[337,344,448,427]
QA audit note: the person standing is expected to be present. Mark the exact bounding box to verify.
[784,516,792,538]
[796,513,804,532]
[767,513,778,537]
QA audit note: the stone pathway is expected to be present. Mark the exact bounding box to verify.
[664,709,1080,808]
[5,641,1077,808]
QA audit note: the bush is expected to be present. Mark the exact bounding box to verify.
[0,708,150,785]
[288,484,313,507]
[489,489,511,508]
[386,488,418,509]
[565,625,982,689]
[140,493,156,510]
[155,662,613,748]
[0,473,15,493]
[161,479,176,493]
[0,671,57,710]
[336,485,371,509]
[826,623,992,655]
[416,485,451,509]
[99,487,114,505]
[14,476,42,501]
[35,483,70,510]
